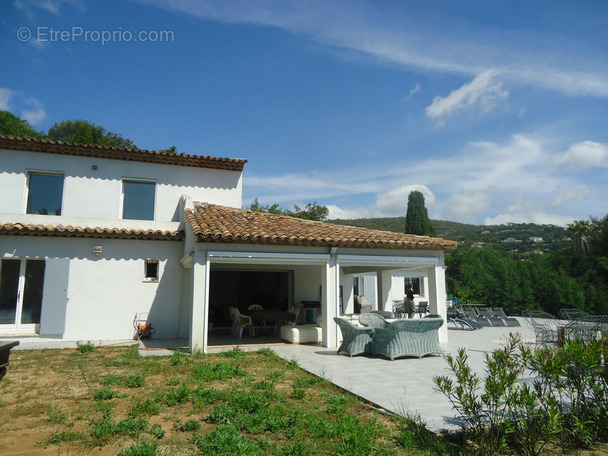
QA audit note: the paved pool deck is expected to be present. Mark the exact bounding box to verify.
[269,320,534,432]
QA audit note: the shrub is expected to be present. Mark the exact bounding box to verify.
[125,374,145,388]
[257,347,276,357]
[192,362,245,381]
[174,419,201,432]
[117,441,160,456]
[93,388,118,401]
[434,333,608,455]
[158,383,191,406]
[76,341,95,353]
[149,423,165,439]
[128,398,163,417]
[193,424,265,455]
[220,346,246,358]
[46,431,83,445]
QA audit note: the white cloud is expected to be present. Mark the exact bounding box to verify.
[326,204,364,220]
[425,69,508,125]
[376,185,434,217]
[245,133,599,225]
[485,211,575,226]
[14,0,83,17]
[0,88,15,110]
[402,83,420,100]
[21,97,46,125]
[553,141,608,170]
[442,193,492,223]
[137,0,608,98]
[0,89,46,125]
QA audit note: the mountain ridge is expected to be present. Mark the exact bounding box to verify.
[328,217,572,254]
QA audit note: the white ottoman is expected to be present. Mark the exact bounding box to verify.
[280,324,322,344]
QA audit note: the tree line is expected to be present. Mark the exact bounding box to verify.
[446,215,608,316]
[0,110,177,152]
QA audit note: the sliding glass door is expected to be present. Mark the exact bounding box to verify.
[0,259,45,333]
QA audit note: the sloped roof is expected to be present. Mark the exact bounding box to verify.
[0,136,247,171]
[185,203,457,251]
[0,222,182,241]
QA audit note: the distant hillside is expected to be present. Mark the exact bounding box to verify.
[328,217,572,254]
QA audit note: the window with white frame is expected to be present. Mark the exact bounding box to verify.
[144,260,159,282]
[26,173,64,215]
[404,277,424,296]
[122,180,155,220]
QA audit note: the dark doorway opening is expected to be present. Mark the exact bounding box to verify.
[209,270,290,328]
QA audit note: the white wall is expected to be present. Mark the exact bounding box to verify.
[0,149,243,222]
[390,270,429,306]
[293,265,323,304]
[0,236,184,340]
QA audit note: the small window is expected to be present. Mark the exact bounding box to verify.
[144,260,159,282]
[123,181,155,220]
[404,277,423,295]
[27,173,64,215]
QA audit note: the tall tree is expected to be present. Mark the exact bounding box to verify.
[0,110,47,139]
[404,190,435,236]
[568,220,593,255]
[48,119,137,149]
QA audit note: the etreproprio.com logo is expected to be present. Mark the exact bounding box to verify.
[17,26,174,45]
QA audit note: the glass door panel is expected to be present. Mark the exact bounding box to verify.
[0,259,20,325]
[0,258,46,332]
[21,260,45,325]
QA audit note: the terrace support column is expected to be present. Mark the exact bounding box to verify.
[189,250,210,353]
[322,253,339,348]
[427,256,448,342]
[378,270,393,312]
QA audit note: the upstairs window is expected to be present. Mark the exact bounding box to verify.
[26,173,64,215]
[122,181,155,220]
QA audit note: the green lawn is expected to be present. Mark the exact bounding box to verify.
[0,345,430,455]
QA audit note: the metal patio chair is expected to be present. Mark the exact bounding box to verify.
[522,310,560,346]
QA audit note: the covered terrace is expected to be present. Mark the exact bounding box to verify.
[181,203,457,352]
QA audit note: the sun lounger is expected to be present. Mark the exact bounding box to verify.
[462,306,492,327]
[477,306,508,327]
[491,307,521,327]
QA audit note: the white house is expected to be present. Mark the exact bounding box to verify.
[0,136,457,352]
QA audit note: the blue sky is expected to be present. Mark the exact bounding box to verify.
[2,0,607,226]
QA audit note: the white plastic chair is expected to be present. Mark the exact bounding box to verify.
[229,306,254,338]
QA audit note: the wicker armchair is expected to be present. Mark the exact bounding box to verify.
[371,317,444,360]
[359,313,390,329]
[334,317,374,357]
[522,310,560,346]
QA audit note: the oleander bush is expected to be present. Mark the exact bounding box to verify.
[434,333,608,455]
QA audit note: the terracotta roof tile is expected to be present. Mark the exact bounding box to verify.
[0,136,246,172]
[186,203,457,251]
[0,222,183,241]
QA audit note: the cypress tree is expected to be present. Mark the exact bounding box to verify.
[404,190,436,236]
